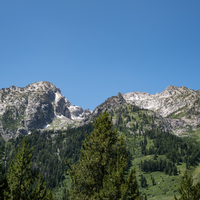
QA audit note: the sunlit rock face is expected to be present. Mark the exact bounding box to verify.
[123,86,200,133]
[0,81,91,140]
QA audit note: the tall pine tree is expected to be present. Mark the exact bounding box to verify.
[0,147,7,199]
[174,170,200,200]
[4,137,53,200]
[66,111,141,200]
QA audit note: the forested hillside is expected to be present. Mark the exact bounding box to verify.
[1,104,200,199]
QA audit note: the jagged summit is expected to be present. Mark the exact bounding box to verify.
[25,81,57,91]
[7,81,58,93]
[0,81,91,140]
[123,85,197,116]
[117,92,125,102]
[79,92,127,126]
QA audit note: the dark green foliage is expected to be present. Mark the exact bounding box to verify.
[139,174,147,188]
[61,188,68,200]
[66,111,141,199]
[0,154,4,198]
[4,137,53,199]
[139,129,200,171]
[0,137,5,148]
[139,158,177,175]
[174,170,200,200]
[140,194,147,200]
[0,147,7,199]
[151,177,155,186]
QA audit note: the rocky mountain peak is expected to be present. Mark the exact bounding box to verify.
[159,85,193,98]
[25,81,57,92]
[80,92,127,126]
[117,92,124,101]
[123,85,197,115]
[123,85,200,134]
[0,81,91,141]
[166,85,178,90]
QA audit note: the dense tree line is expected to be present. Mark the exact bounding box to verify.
[140,129,200,169]
[139,158,178,175]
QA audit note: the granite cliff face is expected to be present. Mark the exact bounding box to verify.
[123,86,200,134]
[0,81,91,140]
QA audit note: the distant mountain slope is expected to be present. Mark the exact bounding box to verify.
[0,81,91,140]
[123,86,200,135]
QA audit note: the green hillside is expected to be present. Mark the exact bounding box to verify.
[1,104,200,199]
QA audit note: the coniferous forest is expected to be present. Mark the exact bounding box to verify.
[1,105,200,199]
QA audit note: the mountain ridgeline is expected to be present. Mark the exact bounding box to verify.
[1,81,200,199]
[0,82,200,141]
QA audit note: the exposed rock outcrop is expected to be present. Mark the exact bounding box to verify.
[80,92,127,126]
[123,86,200,133]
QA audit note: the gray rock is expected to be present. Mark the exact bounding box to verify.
[55,97,71,118]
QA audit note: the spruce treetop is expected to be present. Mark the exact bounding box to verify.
[4,137,53,200]
[66,111,141,200]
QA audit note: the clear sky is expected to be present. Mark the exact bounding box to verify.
[0,0,200,111]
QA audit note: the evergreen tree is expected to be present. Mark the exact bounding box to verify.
[4,137,53,200]
[66,111,141,200]
[140,175,147,188]
[151,177,155,186]
[174,170,200,200]
[0,152,4,199]
[0,147,7,199]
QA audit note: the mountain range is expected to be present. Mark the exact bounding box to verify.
[1,81,200,199]
[0,81,199,141]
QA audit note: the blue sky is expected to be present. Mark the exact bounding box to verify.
[0,0,200,111]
